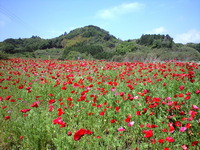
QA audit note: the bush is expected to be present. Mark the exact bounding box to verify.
[0,51,9,59]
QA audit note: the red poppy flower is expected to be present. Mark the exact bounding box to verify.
[61,86,67,90]
[57,108,65,116]
[73,128,93,141]
[142,129,153,138]
[53,117,66,128]
[110,119,117,123]
[150,138,156,144]
[67,131,72,136]
[192,141,198,146]
[99,111,105,116]
[175,121,182,127]
[166,137,175,142]
[30,101,40,107]
[136,111,141,116]
[195,90,200,94]
[158,139,165,143]
[115,106,120,112]
[125,117,131,123]
[74,129,86,141]
[20,109,31,113]
[5,95,11,100]
[49,105,54,112]
[48,99,55,104]
[179,85,184,91]
[4,116,10,120]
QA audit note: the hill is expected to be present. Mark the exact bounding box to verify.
[0,25,200,61]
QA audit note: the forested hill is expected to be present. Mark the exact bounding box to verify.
[0,25,200,61]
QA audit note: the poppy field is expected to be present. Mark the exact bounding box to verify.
[0,58,199,150]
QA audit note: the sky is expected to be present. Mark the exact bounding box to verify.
[0,0,200,43]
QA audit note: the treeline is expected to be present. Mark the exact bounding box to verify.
[0,25,200,61]
[0,35,67,54]
[113,34,200,61]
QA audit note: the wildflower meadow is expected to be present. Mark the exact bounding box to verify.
[0,58,199,150]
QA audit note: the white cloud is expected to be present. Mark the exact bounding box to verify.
[146,27,167,34]
[97,2,144,19]
[174,29,200,44]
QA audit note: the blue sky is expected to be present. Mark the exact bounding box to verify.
[0,0,200,43]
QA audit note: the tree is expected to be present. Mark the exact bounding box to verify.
[137,34,174,48]
[1,43,15,53]
[116,41,137,55]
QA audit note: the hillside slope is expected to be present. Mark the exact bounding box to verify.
[0,25,200,61]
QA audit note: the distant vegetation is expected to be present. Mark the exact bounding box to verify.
[0,25,200,61]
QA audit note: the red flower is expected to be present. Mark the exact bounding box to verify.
[99,111,105,116]
[73,129,93,141]
[158,139,165,143]
[5,95,11,100]
[179,85,184,91]
[175,121,182,127]
[49,93,54,96]
[143,108,148,114]
[166,137,175,142]
[195,90,200,94]
[184,96,190,100]
[48,99,55,104]
[74,129,86,141]
[57,108,65,116]
[150,139,156,144]
[4,116,10,120]
[85,130,93,135]
[110,119,117,123]
[61,86,67,90]
[136,111,141,116]
[115,106,120,112]
[185,123,191,129]
[142,129,153,138]
[53,117,66,128]
[162,128,168,132]
[140,124,144,128]
[120,92,124,96]
[53,117,62,124]
[20,109,31,113]
[192,141,198,146]
[67,131,72,136]
[30,101,40,107]
[48,105,54,112]
[125,117,131,123]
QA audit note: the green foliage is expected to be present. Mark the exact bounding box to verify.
[34,48,63,60]
[63,43,107,60]
[137,34,174,48]
[116,41,138,55]
[0,37,51,53]
[1,25,200,61]
[0,51,9,59]
[61,36,90,48]
[186,43,200,52]
[112,55,124,62]
[61,51,92,60]
[66,25,116,40]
